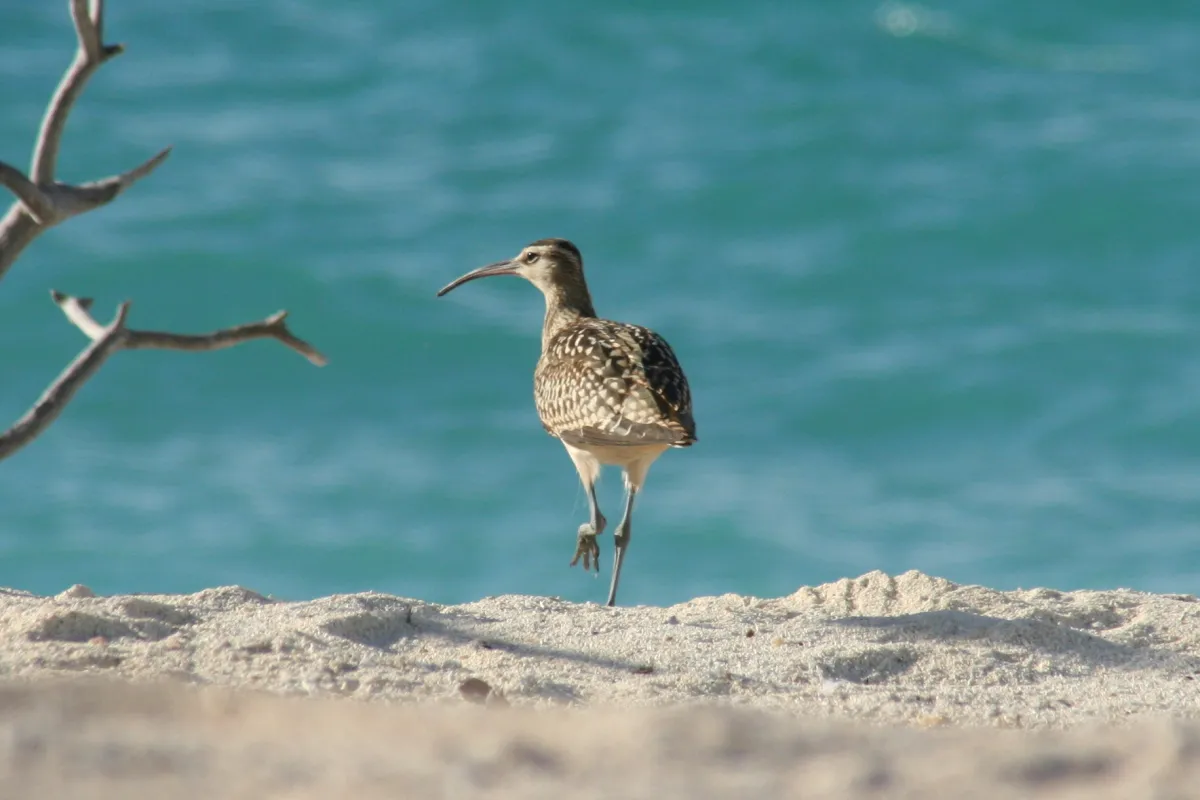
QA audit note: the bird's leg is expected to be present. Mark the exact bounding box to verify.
[570,478,605,573]
[606,485,638,606]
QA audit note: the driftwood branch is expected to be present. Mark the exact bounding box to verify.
[0,0,171,280]
[0,162,55,224]
[33,0,127,184]
[0,300,130,462]
[0,293,327,463]
[49,290,329,365]
[0,2,328,464]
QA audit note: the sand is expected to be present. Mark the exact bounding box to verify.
[1,569,1199,797]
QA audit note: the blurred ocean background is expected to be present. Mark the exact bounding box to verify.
[2,1,1198,606]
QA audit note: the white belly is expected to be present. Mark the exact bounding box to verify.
[561,441,670,491]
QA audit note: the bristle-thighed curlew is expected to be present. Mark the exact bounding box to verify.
[436,238,696,606]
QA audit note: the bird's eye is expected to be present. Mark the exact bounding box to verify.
[524,251,539,263]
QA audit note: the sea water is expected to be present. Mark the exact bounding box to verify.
[2,1,1198,605]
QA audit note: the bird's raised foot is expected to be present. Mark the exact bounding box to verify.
[570,525,601,573]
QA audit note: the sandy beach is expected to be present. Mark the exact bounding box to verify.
[2,569,1199,797]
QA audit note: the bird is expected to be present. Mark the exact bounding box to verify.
[436,238,696,606]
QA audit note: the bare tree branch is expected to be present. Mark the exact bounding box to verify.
[55,287,327,371]
[0,300,130,462]
[0,294,327,463]
[0,0,169,281]
[34,0,125,183]
[125,312,330,366]
[52,291,107,338]
[50,291,329,366]
[89,0,108,49]
[46,146,174,219]
[0,162,54,224]
[0,3,328,465]
[71,0,106,62]
[0,148,170,230]
[0,210,46,280]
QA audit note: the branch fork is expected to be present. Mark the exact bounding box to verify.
[0,0,172,277]
[0,2,328,463]
[0,293,327,462]
[49,290,328,366]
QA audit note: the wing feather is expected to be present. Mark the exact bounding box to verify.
[534,320,696,448]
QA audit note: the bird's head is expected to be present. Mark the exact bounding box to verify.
[436,238,586,299]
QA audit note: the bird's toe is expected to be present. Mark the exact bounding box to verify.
[570,526,601,572]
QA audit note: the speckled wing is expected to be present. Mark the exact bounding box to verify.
[534,320,696,448]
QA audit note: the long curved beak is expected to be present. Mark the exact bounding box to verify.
[436,260,518,297]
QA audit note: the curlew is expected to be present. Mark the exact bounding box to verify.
[436,238,696,606]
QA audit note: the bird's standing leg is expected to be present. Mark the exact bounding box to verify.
[565,444,604,572]
[606,482,638,607]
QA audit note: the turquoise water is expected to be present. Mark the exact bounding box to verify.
[2,1,1198,606]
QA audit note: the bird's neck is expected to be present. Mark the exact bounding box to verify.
[541,283,597,350]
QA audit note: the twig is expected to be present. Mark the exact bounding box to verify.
[0,162,54,224]
[0,4,326,465]
[45,146,174,218]
[0,0,170,280]
[0,301,129,462]
[33,0,125,184]
[0,294,327,463]
[49,290,329,366]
